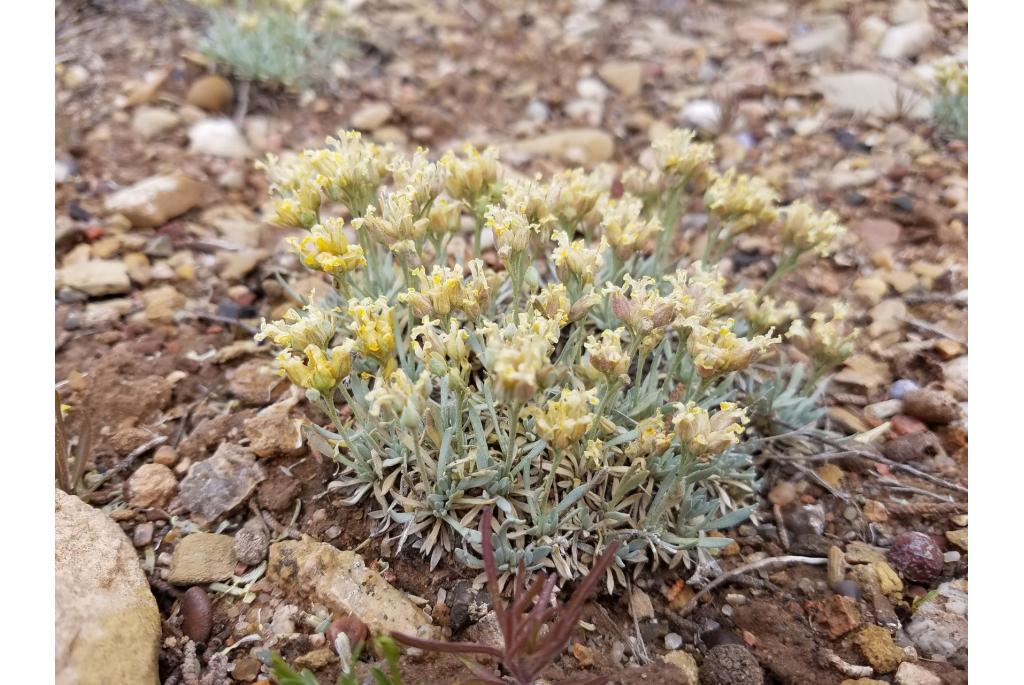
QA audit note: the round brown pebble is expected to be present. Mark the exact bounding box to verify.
[902,388,961,425]
[232,656,261,681]
[699,644,764,685]
[153,445,179,466]
[181,586,213,642]
[186,74,234,112]
[889,532,944,584]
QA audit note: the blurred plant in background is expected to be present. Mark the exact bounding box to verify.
[933,59,967,140]
[254,128,852,589]
[190,0,362,91]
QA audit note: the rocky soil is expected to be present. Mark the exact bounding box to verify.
[55,0,967,683]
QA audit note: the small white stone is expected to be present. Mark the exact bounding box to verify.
[664,632,683,650]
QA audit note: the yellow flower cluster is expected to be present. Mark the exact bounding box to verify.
[531,387,599,449]
[673,401,749,461]
[348,297,395,370]
[779,202,845,257]
[256,304,336,352]
[584,328,630,381]
[251,126,853,582]
[787,302,859,369]
[289,218,366,276]
[705,168,779,235]
[599,195,662,259]
[277,341,353,396]
[441,144,501,203]
[687,319,779,379]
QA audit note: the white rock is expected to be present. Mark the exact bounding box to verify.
[565,98,604,127]
[267,539,437,638]
[576,76,610,101]
[894,662,942,685]
[131,107,181,140]
[188,118,252,159]
[815,71,930,118]
[351,102,393,130]
[905,580,968,661]
[58,260,131,297]
[859,16,890,47]
[526,99,550,122]
[891,0,930,25]
[56,159,75,183]
[56,490,161,685]
[679,99,722,133]
[879,21,934,60]
[513,128,615,165]
[790,15,850,55]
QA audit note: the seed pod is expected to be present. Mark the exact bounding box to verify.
[181,586,213,642]
[889,531,944,584]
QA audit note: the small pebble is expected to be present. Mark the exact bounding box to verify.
[665,632,683,650]
[133,521,155,547]
[943,550,961,563]
[889,532,944,584]
[889,379,920,399]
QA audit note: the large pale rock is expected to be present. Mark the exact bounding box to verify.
[57,260,131,296]
[268,538,437,639]
[189,118,252,159]
[56,489,160,685]
[131,107,181,140]
[879,21,933,60]
[905,579,967,661]
[814,71,930,119]
[790,15,850,55]
[351,102,393,130]
[598,60,644,97]
[104,173,203,228]
[177,443,264,525]
[200,204,264,247]
[513,128,615,165]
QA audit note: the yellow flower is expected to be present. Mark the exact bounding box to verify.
[305,131,390,212]
[440,144,501,202]
[411,318,470,376]
[583,328,630,380]
[401,265,464,318]
[549,168,607,227]
[426,197,461,237]
[460,259,499,319]
[598,195,662,258]
[687,319,779,380]
[778,202,845,257]
[390,148,446,215]
[673,401,749,460]
[604,275,675,348]
[503,175,558,227]
[552,230,605,287]
[348,297,396,368]
[652,128,715,185]
[531,387,598,449]
[256,304,337,353]
[290,218,366,276]
[277,341,354,396]
[625,412,672,460]
[485,205,535,260]
[705,169,779,236]
[666,263,749,331]
[583,438,605,467]
[787,302,858,368]
[365,369,431,425]
[744,296,799,335]
[533,283,571,325]
[355,190,428,255]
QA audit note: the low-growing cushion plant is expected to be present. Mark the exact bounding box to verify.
[254,128,856,588]
[191,0,359,91]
